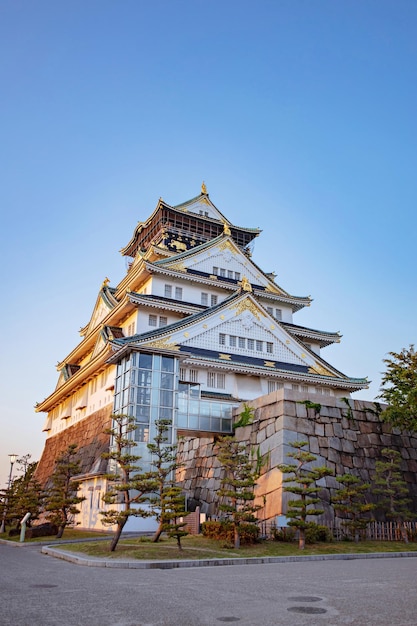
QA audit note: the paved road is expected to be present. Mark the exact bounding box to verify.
[0,543,416,625]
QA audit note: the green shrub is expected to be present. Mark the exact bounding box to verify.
[305,523,332,543]
[270,526,296,542]
[201,520,259,544]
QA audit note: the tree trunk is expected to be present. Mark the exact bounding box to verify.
[298,529,305,550]
[110,521,125,552]
[152,521,164,543]
[234,525,240,550]
[56,525,65,539]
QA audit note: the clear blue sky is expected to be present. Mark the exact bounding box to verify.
[1,0,416,485]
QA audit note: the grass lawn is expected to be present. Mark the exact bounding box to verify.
[58,534,417,561]
[0,529,111,543]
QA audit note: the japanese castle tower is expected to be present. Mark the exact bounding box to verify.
[35,185,368,530]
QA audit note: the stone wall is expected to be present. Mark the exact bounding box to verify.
[35,406,113,488]
[177,390,417,523]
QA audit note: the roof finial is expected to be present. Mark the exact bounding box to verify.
[101,277,110,288]
[223,222,231,236]
[201,181,207,195]
[240,276,252,292]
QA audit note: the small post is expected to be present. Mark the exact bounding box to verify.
[20,512,31,542]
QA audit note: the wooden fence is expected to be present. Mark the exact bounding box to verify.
[259,519,417,541]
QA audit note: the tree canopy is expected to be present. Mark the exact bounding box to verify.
[379,345,417,431]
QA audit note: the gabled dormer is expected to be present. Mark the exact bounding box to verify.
[79,280,118,338]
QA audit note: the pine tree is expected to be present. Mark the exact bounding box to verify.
[101,414,158,552]
[332,474,374,542]
[147,419,180,543]
[278,440,332,550]
[372,448,412,542]
[6,458,44,529]
[161,484,188,550]
[45,444,85,538]
[217,436,261,549]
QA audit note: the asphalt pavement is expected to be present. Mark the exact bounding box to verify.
[0,542,416,626]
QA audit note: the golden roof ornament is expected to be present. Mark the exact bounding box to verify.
[101,277,110,288]
[201,181,207,194]
[223,222,231,236]
[240,276,252,292]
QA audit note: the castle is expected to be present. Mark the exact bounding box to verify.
[35,185,371,530]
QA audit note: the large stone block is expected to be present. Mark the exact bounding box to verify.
[325,424,334,437]
[297,419,315,436]
[283,401,297,417]
[341,439,356,454]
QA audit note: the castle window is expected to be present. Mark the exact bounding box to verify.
[149,314,157,327]
[212,266,218,275]
[229,335,236,347]
[275,309,282,321]
[201,292,208,306]
[266,306,273,316]
[207,371,216,387]
[266,342,273,354]
[238,337,246,349]
[219,333,226,346]
[247,339,254,350]
[235,272,241,281]
[175,286,183,300]
[211,294,218,306]
[164,284,172,298]
[256,340,263,351]
[159,316,168,327]
[189,369,198,383]
[268,380,283,393]
[227,270,233,279]
[219,268,226,277]
[207,372,225,389]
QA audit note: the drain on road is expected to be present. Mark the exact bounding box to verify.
[287,607,327,615]
[216,618,241,622]
[287,596,322,603]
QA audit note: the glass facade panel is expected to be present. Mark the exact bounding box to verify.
[161,356,175,372]
[139,353,153,369]
[113,352,234,459]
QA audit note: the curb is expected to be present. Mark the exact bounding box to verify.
[40,546,417,569]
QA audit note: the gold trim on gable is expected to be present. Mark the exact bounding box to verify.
[143,337,180,351]
[219,353,232,360]
[265,284,283,295]
[169,262,186,272]
[308,364,335,377]
[218,240,236,254]
[264,361,275,367]
[229,298,265,320]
